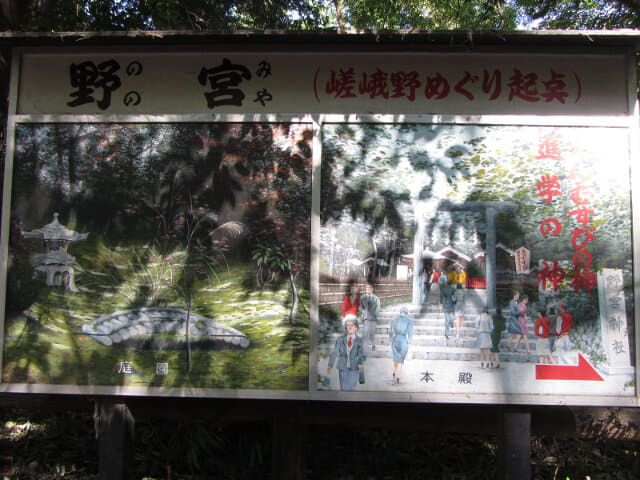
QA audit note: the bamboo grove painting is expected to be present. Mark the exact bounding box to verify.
[318,124,635,396]
[3,123,311,391]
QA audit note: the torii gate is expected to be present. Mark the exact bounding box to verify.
[411,200,518,309]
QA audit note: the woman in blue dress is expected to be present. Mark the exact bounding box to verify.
[389,306,413,384]
[505,290,523,352]
[475,306,494,368]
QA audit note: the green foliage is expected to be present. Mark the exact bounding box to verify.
[6,0,640,32]
[251,241,303,325]
[515,0,640,29]
[554,290,600,324]
[136,416,225,477]
[5,0,327,31]
[17,0,151,30]
[5,246,42,315]
[0,410,97,479]
[466,259,485,278]
[252,243,291,276]
[331,0,519,29]
[2,408,640,478]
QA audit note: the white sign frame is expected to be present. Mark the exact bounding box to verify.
[1,38,639,407]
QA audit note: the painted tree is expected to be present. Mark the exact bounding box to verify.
[252,242,301,325]
[243,124,312,325]
[321,123,633,306]
[321,124,484,276]
[446,126,633,267]
[173,202,244,373]
[139,123,312,331]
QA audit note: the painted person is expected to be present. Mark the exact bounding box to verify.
[437,269,448,304]
[455,309,465,339]
[475,306,494,368]
[490,307,506,368]
[514,294,531,354]
[341,279,360,319]
[429,269,441,305]
[456,266,467,309]
[326,314,364,391]
[430,269,440,288]
[359,280,381,351]
[389,306,413,384]
[505,291,522,352]
[447,266,458,286]
[534,309,554,365]
[454,267,466,338]
[456,267,467,290]
[555,302,573,364]
[421,268,430,303]
[440,279,457,339]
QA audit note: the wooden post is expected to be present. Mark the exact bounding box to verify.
[497,408,531,479]
[272,413,305,479]
[98,398,135,480]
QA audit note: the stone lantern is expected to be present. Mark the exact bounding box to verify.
[22,212,88,292]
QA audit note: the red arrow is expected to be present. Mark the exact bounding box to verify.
[535,353,604,381]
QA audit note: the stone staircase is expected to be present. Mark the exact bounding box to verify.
[320,289,549,363]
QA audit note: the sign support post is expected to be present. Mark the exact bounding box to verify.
[497,408,531,479]
[98,398,135,480]
[272,411,306,479]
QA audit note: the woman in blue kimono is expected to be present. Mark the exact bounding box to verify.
[390,306,413,384]
[326,314,364,391]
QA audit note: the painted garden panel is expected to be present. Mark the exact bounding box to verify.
[4,123,311,391]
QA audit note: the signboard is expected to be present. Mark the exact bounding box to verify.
[16,52,630,115]
[1,36,638,406]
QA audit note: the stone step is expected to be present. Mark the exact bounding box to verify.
[325,329,541,344]
[374,319,537,329]
[320,344,547,362]
[384,291,488,308]
[378,325,484,335]
[386,337,538,350]
[323,334,541,350]
[387,350,547,362]
[378,309,531,317]
[379,305,486,316]
[327,293,543,364]
[377,312,483,320]
[370,325,539,338]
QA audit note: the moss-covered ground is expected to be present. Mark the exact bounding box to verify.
[2,262,309,391]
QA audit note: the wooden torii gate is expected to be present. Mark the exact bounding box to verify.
[412,200,518,309]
